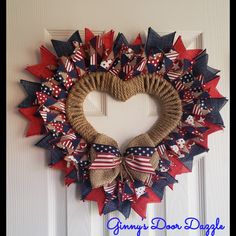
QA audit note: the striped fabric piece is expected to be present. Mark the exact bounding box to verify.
[156,144,166,156]
[196,74,204,84]
[136,58,147,72]
[90,144,157,174]
[89,153,121,170]
[51,101,66,113]
[90,53,96,66]
[109,68,119,76]
[167,71,182,80]
[165,50,179,61]
[144,174,154,186]
[64,58,74,72]
[174,80,185,91]
[125,155,156,174]
[192,104,202,115]
[61,139,74,149]
[72,49,84,62]
[104,182,117,194]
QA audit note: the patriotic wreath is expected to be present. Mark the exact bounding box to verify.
[18,27,227,218]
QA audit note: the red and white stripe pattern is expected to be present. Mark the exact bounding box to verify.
[89,153,122,170]
[123,64,133,74]
[39,110,48,122]
[109,68,119,76]
[97,36,103,49]
[90,53,96,66]
[156,144,166,156]
[125,155,156,175]
[61,133,77,140]
[167,70,182,80]
[53,101,66,113]
[174,80,186,91]
[144,174,154,186]
[196,74,204,84]
[72,49,84,62]
[104,182,116,195]
[192,104,202,115]
[136,58,147,72]
[64,58,74,72]
[165,50,179,61]
[61,139,74,149]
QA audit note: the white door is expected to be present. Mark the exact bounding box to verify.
[7,0,229,236]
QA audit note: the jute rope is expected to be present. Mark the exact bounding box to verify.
[66,72,182,146]
[66,72,182,187]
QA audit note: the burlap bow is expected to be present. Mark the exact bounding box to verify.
[89,133,160,188]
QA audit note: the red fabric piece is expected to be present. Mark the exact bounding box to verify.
[131,187,161,218]
[85,187,106,215]
[85,28,95,44]
[65,178,76,186]
[174,36,202,61]
[204,76,223,98]
[195,121,223,149]
[132,34,142,45]
[167,156,192,190]
[101,30,114,51]
[25,46,57,79]
[50,160,68,172]
[168,156,191,177]
[18,106,44,136]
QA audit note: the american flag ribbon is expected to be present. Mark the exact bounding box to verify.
[125,155,156,174]
[89,144,156,175]
[89,152,155,174]
[89,153,122,169]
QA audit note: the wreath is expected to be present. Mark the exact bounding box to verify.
[18,27,227,218]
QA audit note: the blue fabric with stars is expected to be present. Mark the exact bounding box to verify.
[92,143,156,157]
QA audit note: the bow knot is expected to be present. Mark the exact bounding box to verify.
[89,143,157,187]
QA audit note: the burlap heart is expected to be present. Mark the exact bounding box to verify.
[66,72,182,187]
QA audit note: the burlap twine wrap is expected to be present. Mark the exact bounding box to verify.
[66,72,182,188]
